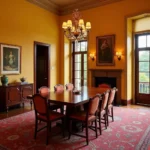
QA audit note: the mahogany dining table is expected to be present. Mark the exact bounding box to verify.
[27,86,109,131]
[27,86,109,107]
[43,86,109,107]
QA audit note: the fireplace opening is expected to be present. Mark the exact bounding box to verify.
[95,77,117,105]
[95,77,116,88]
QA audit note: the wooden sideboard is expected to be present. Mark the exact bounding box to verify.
[0,83,33,112]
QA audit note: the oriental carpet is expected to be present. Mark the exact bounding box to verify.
[0,107,150,150]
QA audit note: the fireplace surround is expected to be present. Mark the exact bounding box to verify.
[90,69,122,105]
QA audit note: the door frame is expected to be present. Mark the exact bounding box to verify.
[134,32,150,105]
[34,41,50,93]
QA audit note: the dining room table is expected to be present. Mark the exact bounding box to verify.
[44,86,109,107]
[28,86,110,132]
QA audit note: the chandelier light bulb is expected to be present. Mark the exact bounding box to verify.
[67,20,72,28]
[86,22,91,29]
[62,9,91,41]
[62,22,67,29]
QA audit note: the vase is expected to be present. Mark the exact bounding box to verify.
[1,75,8,86]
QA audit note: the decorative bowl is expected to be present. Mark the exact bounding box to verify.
[20,77,26,82]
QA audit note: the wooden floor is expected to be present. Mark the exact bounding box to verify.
[0,102,149,120]
[0,103,33,120]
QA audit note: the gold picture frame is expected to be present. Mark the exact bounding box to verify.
[0,43,21,74]
[96,34,115,66]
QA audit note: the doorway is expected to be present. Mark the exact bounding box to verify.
[135,33,150,105]
[34,42,50,93]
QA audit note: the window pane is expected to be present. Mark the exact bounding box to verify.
[75,42,80,52]
[75,71,81,78]
[138,36,146,48]
[75,63,81,70]
[84,80,87,86]
[139,83,150,94]
[147,35,150,47]
[84,54,87,62]
[75,54,81,62]
[83,62,87,70]
[139,62,149,72]
[84,71,87,79]
[139,51,149,61]
[139,72,149,82]
[81,42,87,51]
[75,79,81,88]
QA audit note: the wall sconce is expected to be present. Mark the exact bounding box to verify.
[116,52,122,61]
[89,53,95,61]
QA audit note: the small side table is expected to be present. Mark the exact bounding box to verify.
[26,95,33,109]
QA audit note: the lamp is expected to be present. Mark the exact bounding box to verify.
[116,52,122,61]
[62,9,91,41]
[89,53,95,61]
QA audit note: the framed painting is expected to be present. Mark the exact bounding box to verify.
[0,43,21,74]
[96,34,115,66]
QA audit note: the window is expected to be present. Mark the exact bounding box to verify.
[72,41,87,88]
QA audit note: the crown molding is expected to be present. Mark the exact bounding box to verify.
[27,0,124,16]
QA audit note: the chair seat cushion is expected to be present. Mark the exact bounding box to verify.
[69,111,96,122]
[38,111,64,121]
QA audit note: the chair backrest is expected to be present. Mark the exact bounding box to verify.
[98,83,111,88]
[101,90,110,110]
[54,84,64,92]
[33,94,48,116]
[65,83,74,91]
[87,94,101,117]
[108,87,118,105]
[38,86,50,97]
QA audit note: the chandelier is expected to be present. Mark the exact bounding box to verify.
[62,9,91,41]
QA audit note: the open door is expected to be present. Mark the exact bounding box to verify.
[34,42,50,93]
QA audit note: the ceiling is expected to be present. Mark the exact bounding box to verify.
[27,0,123,16]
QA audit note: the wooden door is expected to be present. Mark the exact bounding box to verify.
[135,33,150,105]
[34,42,50,93]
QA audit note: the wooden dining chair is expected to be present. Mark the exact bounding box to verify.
[39,86,64,113]
[107,87,118,126]
[54,84,64,92]
[97,90,110,135]
[68,94,101,145]
[32,94,65,145]
[54,84,65,114]
[65,83,74,91]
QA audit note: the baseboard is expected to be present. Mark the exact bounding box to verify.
[121,99,132,106]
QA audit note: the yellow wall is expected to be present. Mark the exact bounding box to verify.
[60,0,150,101]
[0,0,60,89]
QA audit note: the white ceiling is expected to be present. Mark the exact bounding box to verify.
[27,0,124,15]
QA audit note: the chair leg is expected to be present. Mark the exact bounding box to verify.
[34,119,38,139]
[86,123,89,145]
[98,115,102,135]
[68,120,72,139]
[95,120,98,138]
[107,110,109,126]
[62,118,65,137]
[104,114,107,129]
[111,107,114,122]
[61,106,64,114]
[46,122,50,145]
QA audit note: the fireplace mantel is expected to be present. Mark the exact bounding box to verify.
[89,69,122,105]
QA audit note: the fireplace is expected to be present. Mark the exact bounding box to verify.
[95,77,116,88]
[90,69,122,105]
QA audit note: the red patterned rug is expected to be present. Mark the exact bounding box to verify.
[0,107,150,150]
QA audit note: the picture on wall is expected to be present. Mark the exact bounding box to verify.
[96,34,115,66]
[0,43,21,74]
